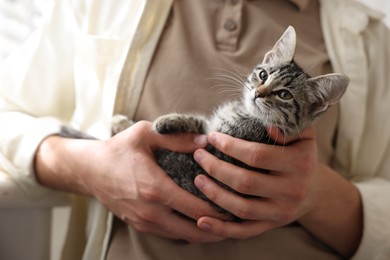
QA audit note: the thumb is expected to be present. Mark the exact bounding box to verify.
[153,132,208,153]
[121,120,208,153]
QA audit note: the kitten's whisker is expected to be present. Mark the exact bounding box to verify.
[230,71,247,85]
[294,124,304,143]
[232,68,247,78]
[208,78,242,89]
[303,61,321,76]
[209,84,242,99]
[210,74,246,87]
[210,83,240,89]
[210,67,247,85]
[212,67,246,77]
[275,117,283,147]
[210,84,241,93]
[269,110,288,149]
[243,82,252,91]
[208,71,249,99]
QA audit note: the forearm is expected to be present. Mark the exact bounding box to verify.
[298,164,363,258]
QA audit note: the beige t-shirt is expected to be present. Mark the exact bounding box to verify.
[107,0,340,259]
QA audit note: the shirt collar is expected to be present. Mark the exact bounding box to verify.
[246,0,311,11]
[289,0,311,11]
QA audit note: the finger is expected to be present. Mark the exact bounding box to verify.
[126,121,208,153]
[207,131,313,171]
[266,126,291,145]
[122,204,225,243]
[162,175,229,221]
[195,174,287,220]
[207,132,285,170]
[123,214,182,240]
[197,217,280,240]
[157,210,226,243]
[153,132,208,152]
[144,160,228,221]
[194,149,282,198]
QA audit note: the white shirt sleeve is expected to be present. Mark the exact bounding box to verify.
[320,0,390,258]
[0,0,78,196]
[0,0,138,197]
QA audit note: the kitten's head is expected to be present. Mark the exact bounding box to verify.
[243,26,349,136]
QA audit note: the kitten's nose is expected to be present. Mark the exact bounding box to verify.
[255,86,270,98]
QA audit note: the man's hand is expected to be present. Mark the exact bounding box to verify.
[35,121,224,243]
[192,126,318,238]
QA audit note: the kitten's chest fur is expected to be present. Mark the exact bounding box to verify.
[207,100,270,144]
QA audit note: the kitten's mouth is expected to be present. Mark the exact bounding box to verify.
[254,98,269,114]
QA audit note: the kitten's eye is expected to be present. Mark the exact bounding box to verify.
[259,70,268,82]
[277,90,293,100]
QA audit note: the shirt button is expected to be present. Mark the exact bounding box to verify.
[224,19,238,31]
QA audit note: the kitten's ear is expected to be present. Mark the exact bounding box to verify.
[262,26,296,66]
[309,73,349,117]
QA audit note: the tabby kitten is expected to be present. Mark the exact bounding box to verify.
[114,26,349,220]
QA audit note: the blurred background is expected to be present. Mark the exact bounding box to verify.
[0,0,49,62]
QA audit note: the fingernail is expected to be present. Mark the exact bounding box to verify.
[198,220,212,231]
[194,135,208,146]
[194,175,205,190]
[208,132,217,145]
[193,150,204,163]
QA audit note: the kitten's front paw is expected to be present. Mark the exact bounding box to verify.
[153,114,186,134]
[153,113,206,134]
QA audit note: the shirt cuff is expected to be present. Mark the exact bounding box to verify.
[352,178,390,259]
[0,116,64,197]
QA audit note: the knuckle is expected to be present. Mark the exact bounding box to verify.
[139,186,163,203]
[217,138,228,151]
[235,202,255,219]
[122,120,153,145]
[285,183,308,202]
[216,136,232,153]
[293,186,308,202]
[133,222,150,233]
[276,206,297,223]
[283,184,305,202]
[293,152,316,174]
[234,174,255,194]
[205,159,217,177]
[233,231,251,240]
[190,207,207,220]
[248,146,265,166]
[186,233,205,244]
[297,158,314,174]
[132,121,153,138]
[208,189,219,202]
[204,184,220,203]
[136,120,152,130]
[136,208,158,223]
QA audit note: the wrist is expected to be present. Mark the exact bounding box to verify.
[298,164,363,257]
[34,135,99,195]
